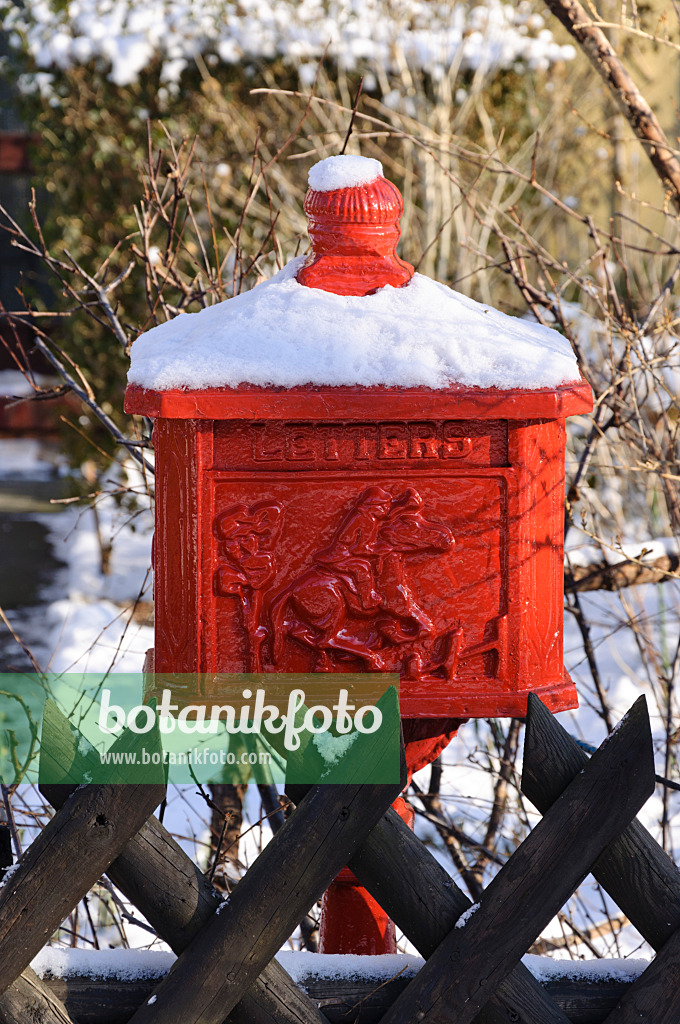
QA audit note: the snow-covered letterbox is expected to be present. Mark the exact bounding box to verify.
[125,154,591,727]
[126,154,591,956]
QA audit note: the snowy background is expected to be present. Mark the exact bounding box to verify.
[2,0,575,92]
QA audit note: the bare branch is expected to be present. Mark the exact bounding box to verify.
[566,552,680,591]
[541,0,680,204]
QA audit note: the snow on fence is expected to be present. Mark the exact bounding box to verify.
[0,693,677,1023]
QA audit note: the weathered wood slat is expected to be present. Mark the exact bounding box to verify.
[284,970,640,1024]
[0,968,77,1024]
[129,781,405,1024]
[42,973,157,1024]
[0,781,165,996]
[228,960,328,1024]
[523,697,680,1023]
[598,923,680,1022]
[377,697,655,1024]
[109,816,321,1024]
[34,963,642,1024]
[540,975,641,1024]
[349,806,466,955]
[108,810,227,950]
[482,968,573,1024]
[522,691,680,952]
[39,698,112,787]
[39,697,166,796]
[45,804,324,1024]
[43,959,321,1024]
[126,727,405,1024]
[40,703,328,1024]
[349,807,572,1024]
[287,712,567,1022]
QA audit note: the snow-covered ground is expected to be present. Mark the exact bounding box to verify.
[39,486,154,676]
[0,438,153,675]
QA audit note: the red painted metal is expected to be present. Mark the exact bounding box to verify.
[132,404,587,719]
[319,866,398,955]
[319,796,416,955]
[296,174,413,296]
[125,381,592,422]
[125,161,593,955]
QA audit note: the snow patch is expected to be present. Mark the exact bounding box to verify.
[278,951,648,986]
[522,953,649,984]
[0,437,62,481]
[128,257,581,392]
[0,862,20,889]
[31,948,176,981]
[4,0,576,92]
[77,732,94,757]
[308,155,383,192]
[566,536,679,568]
[27,946,650,986]
[455,902,480,928]
[38,458,154,674]
[313,730,359,770]
[276,951,424,984]
[0,370,57,398]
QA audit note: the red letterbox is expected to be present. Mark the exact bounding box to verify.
[127,381,590,716]
[126,154,592,954]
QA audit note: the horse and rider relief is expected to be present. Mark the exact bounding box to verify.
[213,484,505,679]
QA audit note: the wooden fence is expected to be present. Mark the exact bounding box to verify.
[0,692,678,1024]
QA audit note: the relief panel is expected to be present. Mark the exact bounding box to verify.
[208,473,508,689]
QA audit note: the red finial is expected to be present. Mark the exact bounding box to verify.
[296,155,414,297]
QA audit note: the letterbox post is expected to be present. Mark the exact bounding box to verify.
[126,154,592,955]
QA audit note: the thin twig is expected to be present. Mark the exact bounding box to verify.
[340,76,364,154]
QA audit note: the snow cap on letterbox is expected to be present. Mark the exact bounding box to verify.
[296,154,414,297]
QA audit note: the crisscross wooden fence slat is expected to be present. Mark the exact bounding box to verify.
[2,692,674,1024]
[109,816,327,1024]
[522,693,680,1024]
[42,971,164,1024]
[273,967,642,1024]
[125,733,407,1024]
[602,928,680,1023]
[41,789,327,1024]
[0,966,76,1024]
[349,808,571,1024]
[0,781,166,995]
[0,793,77,1024]
[522,692,680,948]
[40,701,339,1024]
[377,696,654,1024]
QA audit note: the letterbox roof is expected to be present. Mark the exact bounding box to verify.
[127,255,582,394]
